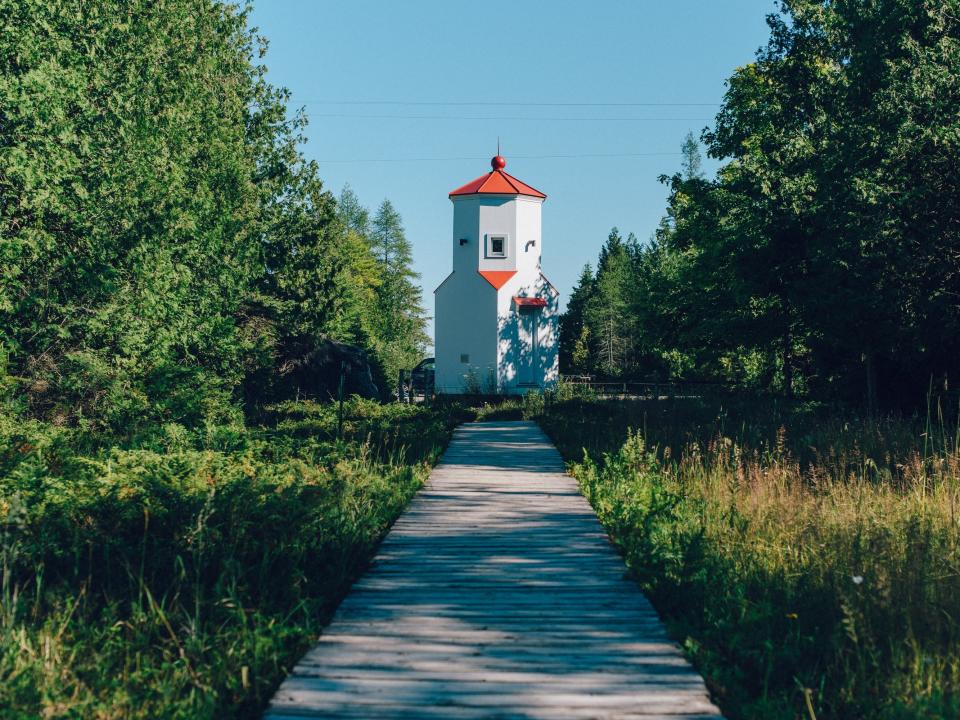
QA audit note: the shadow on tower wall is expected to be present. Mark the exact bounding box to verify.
[496,301,559,394]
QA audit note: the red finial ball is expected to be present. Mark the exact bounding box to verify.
[491,155,506,170]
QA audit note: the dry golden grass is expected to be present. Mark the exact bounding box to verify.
[541,396,960,719]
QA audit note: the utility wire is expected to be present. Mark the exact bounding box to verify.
[316,152,684,164]
[307,113,713,122]
[297,100,721,107]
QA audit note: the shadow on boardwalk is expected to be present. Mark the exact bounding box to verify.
[264,421,723,720]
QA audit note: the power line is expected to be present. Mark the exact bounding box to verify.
[297,100,721,107]
[316,152,684,164]
[307,113,713,122]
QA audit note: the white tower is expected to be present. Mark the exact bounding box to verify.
[434,154,559,394]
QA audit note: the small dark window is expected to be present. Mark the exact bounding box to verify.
[487,234,507,257]
[460,353,470,363]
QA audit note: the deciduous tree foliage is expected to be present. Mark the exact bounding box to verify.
[0,0,427,430]
[1,0,271,430]
[561,0,960,408]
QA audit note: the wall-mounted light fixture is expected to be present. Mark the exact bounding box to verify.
[525,240,537,252]
[459,238,469,246]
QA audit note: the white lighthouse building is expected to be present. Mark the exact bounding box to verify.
[434,155,559,394]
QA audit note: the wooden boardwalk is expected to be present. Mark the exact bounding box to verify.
[264,421,723,720]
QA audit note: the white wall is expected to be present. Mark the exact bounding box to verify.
[450,195,544,275]
[495,271,560,394]
[441,191,552,395]
[514,197,543,275]
[451,198,480,275]
[434,270,498,394]
[477,197,519,273]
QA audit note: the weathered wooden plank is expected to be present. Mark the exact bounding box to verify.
[263,421,722,719]
[350,581,639,591]
[293,651,699,672]
[266,711,723,720]
[332,608,660,621]
[342,592,646,601]
[268,683,719,712]
[266,713,724,720]
[342,590,652,603]
[268,691,719,713]
[289,667,707,684]
[304,636,676,653]
[291,659,700,677]
[318,625,670,639]
[365,559,631,569]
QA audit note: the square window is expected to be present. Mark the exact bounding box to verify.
[460,353,470,363]
[487,234,507,257]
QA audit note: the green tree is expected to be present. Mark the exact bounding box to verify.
[705,0,960,405]
[681,131,704,180]
[0,0,433,423]
[0,0,289,431]
[258,170,380,346]
[369,200,429,383]
[571,326,592,376]
[558,0,959,408]
[558,265,596,374]
[337,183,370,239]
[586,230,633,377]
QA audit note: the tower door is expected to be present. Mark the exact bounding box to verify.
[518,308,540,386]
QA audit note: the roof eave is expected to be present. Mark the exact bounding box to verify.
[448,169,547,200]
[449,192,547,201]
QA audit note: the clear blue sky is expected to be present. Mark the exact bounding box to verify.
[249,1,776,351]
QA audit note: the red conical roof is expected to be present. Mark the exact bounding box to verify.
[449,156,546,199]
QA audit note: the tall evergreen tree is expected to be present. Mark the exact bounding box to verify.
[681,131,704,180]
[337,184,370,239]
[369,200,429,382]
[558,265,596,374]
[261,173,380,346]
[586,230,633,377]
[597,227,624,274]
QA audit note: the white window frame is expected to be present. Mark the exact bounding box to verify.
[485,233,508,258]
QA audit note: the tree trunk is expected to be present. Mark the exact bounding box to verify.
[782,308,794,399]
[864,349,877,418]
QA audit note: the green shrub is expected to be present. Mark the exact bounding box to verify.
[0,399,457,719]
[540,397,960,719]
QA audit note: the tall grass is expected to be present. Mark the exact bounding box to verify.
[0,398,463,719]
[539,395,960,719]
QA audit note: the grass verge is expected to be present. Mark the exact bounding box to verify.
[0,398,464,719]
[536,394,960,719]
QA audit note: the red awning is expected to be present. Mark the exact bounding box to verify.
[513,296,547,307]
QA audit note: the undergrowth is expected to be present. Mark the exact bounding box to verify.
[8,386,958,718]
[0,398,463,719]
[538,395,960,719]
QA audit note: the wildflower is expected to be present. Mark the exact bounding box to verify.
[852,575,864,585]
[785,612,798,619]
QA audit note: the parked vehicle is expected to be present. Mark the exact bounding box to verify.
[409,357,435,396]
[399,358,435,401]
